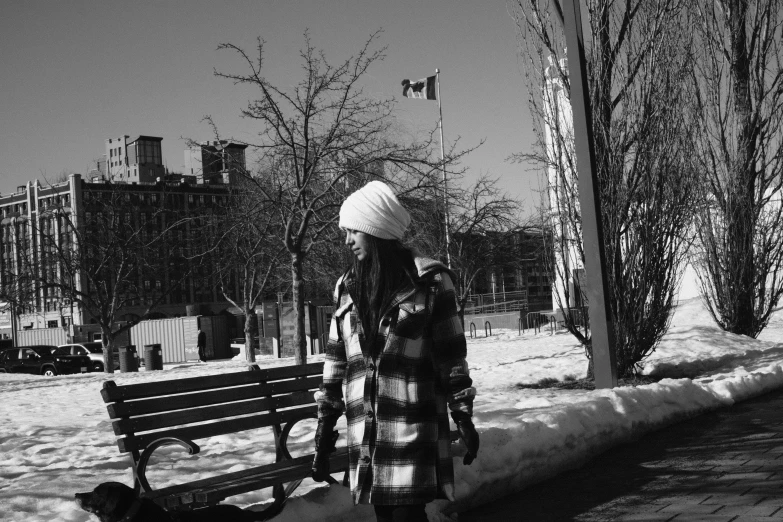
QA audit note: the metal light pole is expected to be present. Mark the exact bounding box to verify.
[435,68,452,269]
[560,0,618,388]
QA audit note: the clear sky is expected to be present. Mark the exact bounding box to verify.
[0,0,541,209]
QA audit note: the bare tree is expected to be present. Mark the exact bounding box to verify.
[212,30,470,364]
[212,179,287,363]
[455,178,528,314]
[511,0,699,377]
[401,173,540,320]
[0,236,36,345]
[35,181,203,373]
[690,0,783,338]
[302,226,353,303]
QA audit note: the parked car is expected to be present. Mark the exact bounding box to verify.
[0,345,92,377]
[230,337,262,357]
[55,342,119,372]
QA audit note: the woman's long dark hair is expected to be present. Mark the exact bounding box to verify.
[353,236,419,342]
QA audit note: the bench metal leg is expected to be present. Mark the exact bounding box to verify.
[261,475,318,521]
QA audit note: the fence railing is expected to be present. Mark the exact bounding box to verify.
[464,290,528,314]
[464,307,588,339]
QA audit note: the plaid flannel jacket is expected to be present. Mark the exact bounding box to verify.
[317,256,475,505]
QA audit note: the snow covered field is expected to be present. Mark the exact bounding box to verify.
[1,298,781,522]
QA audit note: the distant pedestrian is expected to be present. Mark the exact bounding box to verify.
[312,181,479,522]
[197,328,207,363]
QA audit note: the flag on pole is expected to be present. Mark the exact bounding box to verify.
[401,76,437,100]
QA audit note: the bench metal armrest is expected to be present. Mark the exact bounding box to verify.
[277,411,318,462]
[270,410,340,516]
[136,437,200,493]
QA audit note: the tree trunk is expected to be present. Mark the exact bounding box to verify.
[585,348,594,380]
[726,0,756,336]
[244,303,257,363]
[101,323,115,374]
[291,252,307,365]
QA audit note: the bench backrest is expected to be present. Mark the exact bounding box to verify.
[101,362,324,454]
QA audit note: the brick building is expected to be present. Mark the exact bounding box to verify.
[184,140,248,185]
[0,136,250,338]
[103,135,166,183]
[468,227,555,313]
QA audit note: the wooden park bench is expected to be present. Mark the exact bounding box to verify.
[100,361,349,519]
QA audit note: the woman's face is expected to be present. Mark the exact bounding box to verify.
[344,229,371,261]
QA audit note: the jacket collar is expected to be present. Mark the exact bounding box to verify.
[411,253,453,281]
[341,251,452,311]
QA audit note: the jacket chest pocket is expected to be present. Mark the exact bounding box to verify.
[394,301,428,339]
[335,301,362,357]
[335,300,354,336]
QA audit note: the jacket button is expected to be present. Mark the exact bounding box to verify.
[367,410,374,419]
[362,455,371,463]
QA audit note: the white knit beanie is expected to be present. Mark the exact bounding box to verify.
[339,181,411,240]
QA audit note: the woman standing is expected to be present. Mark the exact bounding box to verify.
[312,181,479,522]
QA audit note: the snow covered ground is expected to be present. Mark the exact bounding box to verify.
[0,297,781,522]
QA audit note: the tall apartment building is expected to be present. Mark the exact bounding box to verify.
[104,135,165,183]
[184,141,248,185]
[0,169,245,337]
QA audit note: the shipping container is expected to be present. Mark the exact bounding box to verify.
[129,316,198,364]
[15,328,68,347]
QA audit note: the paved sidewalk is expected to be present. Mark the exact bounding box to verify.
[460,387,783,521]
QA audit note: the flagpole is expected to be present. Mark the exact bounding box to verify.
[436,68,451,269]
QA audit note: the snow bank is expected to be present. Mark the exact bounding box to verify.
[1,298,781,522]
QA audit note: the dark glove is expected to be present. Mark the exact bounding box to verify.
[312,416,339,482]
[452,411,479,465]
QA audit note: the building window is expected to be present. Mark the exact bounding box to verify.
[47,320,58,328]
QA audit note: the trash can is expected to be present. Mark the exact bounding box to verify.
[119,345,138,373]
[144,344,163,371]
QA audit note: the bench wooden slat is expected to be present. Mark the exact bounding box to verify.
[107,375,323,419]
[101,362,325,403]
[100,362,349,516]
[112,390,316,435]
[118,405,318,453]
[144,447,349,506]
